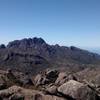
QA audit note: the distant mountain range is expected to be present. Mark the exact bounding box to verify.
[0,37,100,75]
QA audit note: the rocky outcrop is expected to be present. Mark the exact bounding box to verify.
[55,72,77,86]
[0,69,34,88]
[0,85,66,100]
[34,69,59,86]
[34,74,47,86]
[33,70,100,100]
[58,80,98,100]
[45,85,58,95]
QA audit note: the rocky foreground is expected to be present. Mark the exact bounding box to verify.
[0,68,99,100]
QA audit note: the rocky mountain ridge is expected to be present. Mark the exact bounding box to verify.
[0,37,100,75]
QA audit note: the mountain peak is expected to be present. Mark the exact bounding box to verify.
[32,37,46,44]
[7,37,46,48]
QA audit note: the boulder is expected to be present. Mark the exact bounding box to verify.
[55,72,77,86]
[45,85,58,95]
[58,80,98,100]
[55,72,67,85]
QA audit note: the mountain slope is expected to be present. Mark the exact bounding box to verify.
[0,37,100,74]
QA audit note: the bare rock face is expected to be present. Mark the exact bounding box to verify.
[55,72,77,86]
[58,80,98,100]
[45,85,58,95]
[55,72,68,85]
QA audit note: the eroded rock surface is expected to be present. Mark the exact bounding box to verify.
[58,80,98,100]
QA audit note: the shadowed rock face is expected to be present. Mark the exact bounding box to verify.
[0,37,100,75]
[0,44,6,49]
